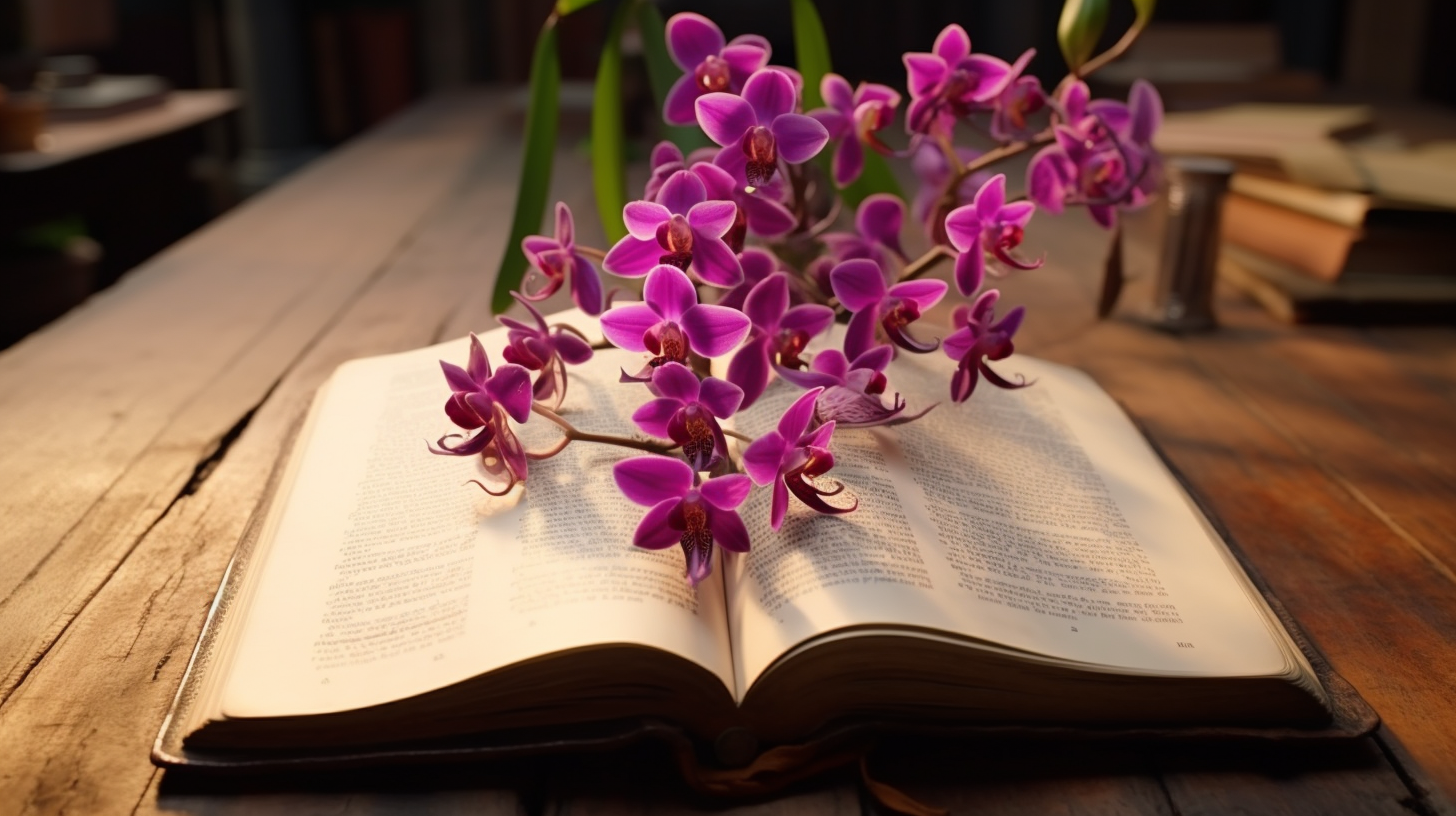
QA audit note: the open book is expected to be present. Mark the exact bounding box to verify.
[155,310,1341,769]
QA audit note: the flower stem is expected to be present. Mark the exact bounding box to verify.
[531,403,677,455]
[576,245,608,261]
[899,245,955,281]
[724,428,755,444]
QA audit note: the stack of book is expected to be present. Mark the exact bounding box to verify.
[1156,105,1456,324]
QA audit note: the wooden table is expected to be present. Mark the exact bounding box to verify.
[1,89,1452,815]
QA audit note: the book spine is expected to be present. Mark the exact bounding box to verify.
[1220,193,1356,283]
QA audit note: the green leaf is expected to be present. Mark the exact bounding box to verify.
[1058,0,1109,72]
[790,0,832,110]
[492,19,560,315]
[635,2,712,154]
[591,0,634,246]
[1130,0,1157,27]
[554,0,601,16]
[839,149,903,209]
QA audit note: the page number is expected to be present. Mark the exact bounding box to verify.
[1177,641,1194,649]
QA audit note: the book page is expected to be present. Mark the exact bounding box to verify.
[221,322,734,718]
[725,345,1292,695]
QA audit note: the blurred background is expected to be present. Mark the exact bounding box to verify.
[1,0,1452,347]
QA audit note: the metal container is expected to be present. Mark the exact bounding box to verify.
[1148,156,1235,332]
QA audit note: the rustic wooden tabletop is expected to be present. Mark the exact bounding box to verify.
[1,89,1452,815]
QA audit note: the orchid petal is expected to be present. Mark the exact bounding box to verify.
[810,108,850,140]
[779,303,835,338]
[721,41,771,84]
[624,201,672,240]
[727,338,773,409]
[643,264,700,320]
[934,24,971,65]
[651,140,685,170]
[743,431,788,485]
[632,397,682,439]
[1129,79,1163,144]
[833,133,863,186]
[680,303,751,357]
[554,330,594,365]
[974,174,1007,221]
[954,245,986,296]
[569,254,604,315]
[666,12,724,71]
[1000,200,1035,227]
[778,387,823,442]
[688,234,744,288]
[522,235,559,261]
[553,202,574,248]
[942,205,981,253]
[959,54,1014,102]
[744,273,789,330]
[770,479,789,530]
[690,161,737,200]
[740,194,797,238]
[699,376,744,419]
[776,365,840,390]
[701,474,753,512]
[743,68,797,124]
[663,74,702,126]
[855,194,905,253]
[696,93,757,147]
[843,306,880,361]
[829,258,888,312]
[440,360,476,393]
[444,393,481,430]
[687,199,738,238]
[903,52,946,98]
[634,499,683,550]
[658,171,707,216]
[651,361,702,403]
[485,364,533,424]
[709,506,751,552]
[771,114,830,164]
[599,303,661,352]
[603,235,664,277]
[1027,146,1070,214]
[851,344,894,372]
[943,325,976,361]
[888,278,948,311]
[615,456,693,506]
[822,73,854,112]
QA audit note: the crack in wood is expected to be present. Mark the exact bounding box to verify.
[1375,732,1446,816]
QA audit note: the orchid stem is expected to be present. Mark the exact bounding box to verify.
[590,339,615,350]
[576,245,607,261]
[724,428,755,444]
[900,245,955,281]
[531,403,677,455]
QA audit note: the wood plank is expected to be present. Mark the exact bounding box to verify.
[0,92,502,705]
[0,96,526,816]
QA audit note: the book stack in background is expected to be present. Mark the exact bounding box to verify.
[1155,105,1456,324]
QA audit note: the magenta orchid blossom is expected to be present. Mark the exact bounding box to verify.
[903,24,1032,137]
[944,174,1042,296]
[697,68,829,188]
[775,345,928,429]
[520,202,604,315]
[429,334,534,495]
[600,264,750,373]
[604,170,743,287]
[725,272,835,408]
[743,388,856,530]
[661,13,771,126]
[808,73,901,187]
[692,160,796,246]
[943,290,1028,402]
[633,362,744,471]
[614,456,752,587]
[829,258,948,359]
[910,142,993,244]
[498,294,594,410]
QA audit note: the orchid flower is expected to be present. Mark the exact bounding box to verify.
[604,171,743,287]
[429,334,533,494]
[910,142,992,244]
[614,456,752,587]
[661,12,771,126]
[903,24,1031,137]
[808,73,900,187]
[498,294,594,410]
[776,345,926,429]
[520,202,604,315]
[944,174,1041,296]
[1027,80,1163,229]
[692,160,796,245]
[600,264,751,373]
[943,290,1028,402]
[989,73,1047,142]
[829,258,947,359]
[725,272,835,408]
[633,363,744,471]
[743,388,856,530]
[697,68,829,188]
[820,194,909,279]
[717,247,780,313]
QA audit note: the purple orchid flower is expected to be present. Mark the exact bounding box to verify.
[1027,79,1163,229]
[632,362,744,471]
[717,247,779,313]
[903,24,1031,136]
[614,456,752,587]
[909,143,993,245]
[820,194,909,279]
[943,174,1042,296]
[520,202,605,315]
[776,345,928,429]
[600,264,751,373]
[829,258,948,359]
[989,72,1048,142]
[742,388,856,530]
[943,290,1028,402]
[726,272,836,409]
[498,293,594,410]
[604,170,743,287]
[697,68,829,188]
[661,12,771,126]
[808,73,900,187]
[692,160,796,245]
[429,334,534,495]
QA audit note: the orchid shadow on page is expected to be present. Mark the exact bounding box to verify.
[156,307,1366,778]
